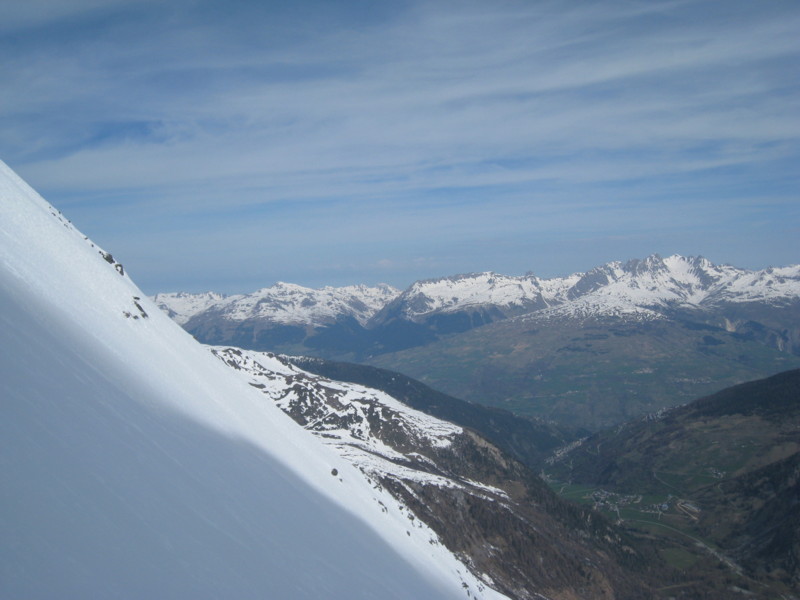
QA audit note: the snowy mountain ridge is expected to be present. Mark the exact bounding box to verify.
[155,281,399,327]
[387,254,800,324]
[563,254,800,309]
[157,255,800,332]
[382,272,550,319]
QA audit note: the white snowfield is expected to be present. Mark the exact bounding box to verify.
[0,161,507,600]
[156,256,799,328]
[154,281,399,327]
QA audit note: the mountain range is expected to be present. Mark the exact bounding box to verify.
[156,255,800,347]
[156,254,800,429]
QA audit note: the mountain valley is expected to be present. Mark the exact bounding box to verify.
[367,309,800,430]
[545,369,800,597]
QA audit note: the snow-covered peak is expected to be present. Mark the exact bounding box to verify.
[558,253,799,313]
[152,290,233,324]
[389,272,547,320]
[538,271,583,303]
[512,254,800,323]
[581,255,709,307]
[566,262,625,300]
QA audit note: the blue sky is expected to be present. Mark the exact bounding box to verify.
[2,0,798,294]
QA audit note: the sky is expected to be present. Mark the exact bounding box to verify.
[2,0,798,294]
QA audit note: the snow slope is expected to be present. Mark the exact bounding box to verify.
[0,161,505,600]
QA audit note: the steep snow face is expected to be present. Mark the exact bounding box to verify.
[156,282,399,327]
[210,348,527,593]
[0,161,506,600]
[390,272,547,320]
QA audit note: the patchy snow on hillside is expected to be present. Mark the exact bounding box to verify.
[526,296,666,323]
[209,346,512,518]
[210,347,468,470]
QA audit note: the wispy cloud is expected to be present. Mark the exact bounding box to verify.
[1,0,798,291]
